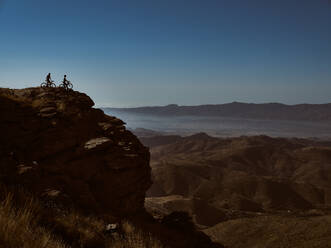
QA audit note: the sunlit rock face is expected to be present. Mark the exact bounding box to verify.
[0,87,151,216]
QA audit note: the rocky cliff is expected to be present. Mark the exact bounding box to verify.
[0,87,151,216]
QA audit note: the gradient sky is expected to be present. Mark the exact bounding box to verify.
[0,0,330,107]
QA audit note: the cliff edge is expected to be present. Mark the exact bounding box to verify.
[0,87,151,216]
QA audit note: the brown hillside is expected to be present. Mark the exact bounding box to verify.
[204,214,331,248]
[144,133,331,225]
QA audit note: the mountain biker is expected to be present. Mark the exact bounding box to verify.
[62,75,68,85]
[46,73,52,84]
[61,75,72,90]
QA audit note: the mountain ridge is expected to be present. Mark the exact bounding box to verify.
[104,102,331,121]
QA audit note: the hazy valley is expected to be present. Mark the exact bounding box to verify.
[103,108,331,140]
[102,106,331,248]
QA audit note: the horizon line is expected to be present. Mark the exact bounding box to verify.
[99,101,331,109]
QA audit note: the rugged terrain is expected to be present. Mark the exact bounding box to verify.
[144,134,331,212]
[141,133,331,247]
[0,87,223,248]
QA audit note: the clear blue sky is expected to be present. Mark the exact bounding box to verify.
[0,0,330,107]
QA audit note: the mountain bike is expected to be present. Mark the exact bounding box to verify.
[40,81,56,88]
[59,81,73,90]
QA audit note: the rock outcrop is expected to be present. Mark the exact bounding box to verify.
[0,87,151,216]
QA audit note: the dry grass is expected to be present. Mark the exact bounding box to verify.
[53,214,164,248]
[108,221,164,248]
[52,211,106,247]
[0,193,67,248]
[0,186,164,248]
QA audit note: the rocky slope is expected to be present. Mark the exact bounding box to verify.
[0,87,151,216]
[142,134,331,226]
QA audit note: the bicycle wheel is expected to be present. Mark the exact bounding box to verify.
[67,82,73,89]
[40,82,47,88]
[50,82,56,87]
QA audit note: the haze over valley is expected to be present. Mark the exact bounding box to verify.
[103,103,331,248]
[104,103,331,139]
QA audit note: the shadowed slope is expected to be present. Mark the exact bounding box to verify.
[0,87,151,216]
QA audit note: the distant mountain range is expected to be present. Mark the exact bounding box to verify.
[104,102,331,121]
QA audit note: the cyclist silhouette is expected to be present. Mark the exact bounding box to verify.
[62,75,68,84]
[46,73,52,83]
[59,75,73,90]
[41,73,56,88]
